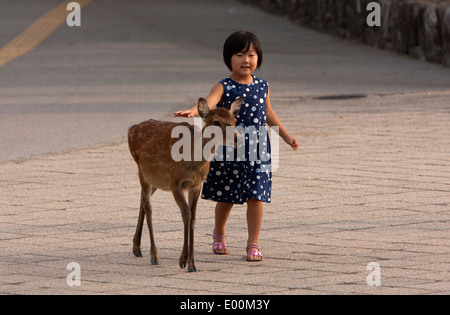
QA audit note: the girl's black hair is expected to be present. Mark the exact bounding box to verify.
[223,31,263,71]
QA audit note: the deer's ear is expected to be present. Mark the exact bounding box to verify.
[229,97,245,117]
[198,98,209,119]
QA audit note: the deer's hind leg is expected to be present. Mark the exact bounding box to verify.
[132,191,145,257]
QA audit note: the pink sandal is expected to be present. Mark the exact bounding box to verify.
[212,235,229,255]
[246,244,263,262]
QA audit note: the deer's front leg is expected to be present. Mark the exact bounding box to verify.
[187,187,201,272]
[172,187,190,270]
[143,187,159,265]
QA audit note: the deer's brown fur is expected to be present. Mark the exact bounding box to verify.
[128,97,244,272]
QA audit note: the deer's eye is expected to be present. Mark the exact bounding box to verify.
[213,121,221,127]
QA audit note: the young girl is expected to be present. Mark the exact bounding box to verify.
[174,30,299,262]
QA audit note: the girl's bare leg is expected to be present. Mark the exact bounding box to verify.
[213,202,233,254]
[247,199,263,260]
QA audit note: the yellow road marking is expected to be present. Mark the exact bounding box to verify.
[0,0,93,68]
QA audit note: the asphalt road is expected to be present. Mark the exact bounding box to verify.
[1,0,450,162]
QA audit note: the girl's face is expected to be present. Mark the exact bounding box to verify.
[230,44,258,78]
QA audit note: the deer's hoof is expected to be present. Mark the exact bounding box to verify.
[133,249,143,257]
[179,257,188,269]
[188,266,198,272]
[151,258,160,265]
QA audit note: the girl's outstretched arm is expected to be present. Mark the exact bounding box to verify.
[266,88,300,150]
[174,83,223,118]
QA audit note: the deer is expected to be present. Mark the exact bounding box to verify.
[128,97,244,272]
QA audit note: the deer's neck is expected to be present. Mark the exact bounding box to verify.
[189,127,221,164]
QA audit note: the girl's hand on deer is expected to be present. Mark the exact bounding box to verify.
[174,109,197,118]
[284,135,300,151]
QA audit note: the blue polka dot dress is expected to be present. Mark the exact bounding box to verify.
[201,75,272,204]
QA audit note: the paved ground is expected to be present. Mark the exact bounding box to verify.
[0,0,449,295]
[1,92,449,295]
